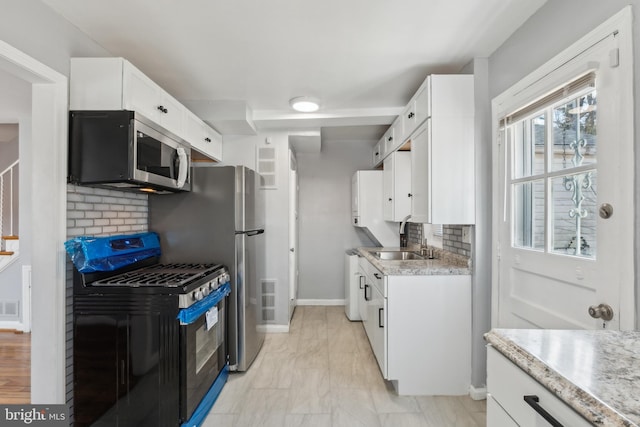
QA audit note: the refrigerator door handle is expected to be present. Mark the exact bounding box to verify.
[236,229,265,236]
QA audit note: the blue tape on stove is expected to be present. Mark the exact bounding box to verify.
[64,232,161,273]
[181,364,229,427]
[177,282,231,325]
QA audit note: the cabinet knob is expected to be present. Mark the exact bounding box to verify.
[375,152,379,156]
[408,112,415,119]
[157,105,168,113]
[408,193,413,197]
[387,136,393,142]
[388,198,392,201]
[205,137,212,143]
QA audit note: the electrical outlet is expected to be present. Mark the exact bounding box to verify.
[462,226,471,244]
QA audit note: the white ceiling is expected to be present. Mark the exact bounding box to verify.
[40,0,546,140]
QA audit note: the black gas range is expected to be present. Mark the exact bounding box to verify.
[79,260,230,308]
[72,258,230,427]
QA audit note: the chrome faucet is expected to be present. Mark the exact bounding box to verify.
[399,215,411,248]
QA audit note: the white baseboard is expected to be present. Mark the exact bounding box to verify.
[257,324,289,333]
[0,320,23,331]
[469,385,487,400]
[296,299,345,306]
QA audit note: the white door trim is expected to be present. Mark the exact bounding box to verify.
[491,6,634,330]
[0,39,68,403]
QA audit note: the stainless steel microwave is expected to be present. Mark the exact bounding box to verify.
[68,110,190,193]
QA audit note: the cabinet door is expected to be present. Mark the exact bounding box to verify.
[123,63,184,136]
[158,92,185,136]
[372,140,383,167]
[366,283,386,377]
[357,271,367,322]
[384,152,411,221]
[383,156,394,220]
[410,120,431,223]
[401,85,429,144]
[123,63,163,123]
[412,85,430,130]
[186,111,222,161]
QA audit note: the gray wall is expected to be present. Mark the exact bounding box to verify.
[486,0,640,375]
[296,140,378,300]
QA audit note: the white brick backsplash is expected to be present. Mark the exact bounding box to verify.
[67,211,85,219]
[75,219,94,227]
[75,202,94,211]
[66,185,148,238]
[67,228,85,237]
[67,193,84,202]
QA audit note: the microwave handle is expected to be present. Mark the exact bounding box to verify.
[175,147,188,188]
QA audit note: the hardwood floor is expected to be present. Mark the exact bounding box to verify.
[0,331,30,404]
[204,306,486,427]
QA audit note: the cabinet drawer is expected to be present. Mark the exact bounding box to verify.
[487,346,592,427]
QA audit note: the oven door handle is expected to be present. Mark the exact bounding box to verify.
[177,282,230,325]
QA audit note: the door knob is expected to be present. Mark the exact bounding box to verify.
[588,303,614,321]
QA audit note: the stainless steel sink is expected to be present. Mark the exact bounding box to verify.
[373,250,425,260]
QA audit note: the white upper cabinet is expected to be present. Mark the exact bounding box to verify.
[185,110,223,162]
[372,139,383,167]
[122,61,184,135]
[70,57,222,162]
[383,151,411,221]
[410,75,475,224]
[400,84,429,143]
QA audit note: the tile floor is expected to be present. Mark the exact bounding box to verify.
[204,306,486,427]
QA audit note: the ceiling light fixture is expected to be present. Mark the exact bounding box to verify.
[289,97,320,113]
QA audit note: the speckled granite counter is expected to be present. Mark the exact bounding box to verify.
[357,247,471,276]
[485,329,640,426]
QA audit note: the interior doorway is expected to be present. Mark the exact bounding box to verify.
[0,40,68,403]
[288,149,299,321]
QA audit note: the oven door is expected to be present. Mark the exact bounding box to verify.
[179,284,229,422]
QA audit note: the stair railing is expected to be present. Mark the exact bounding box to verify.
[0,159,18,239]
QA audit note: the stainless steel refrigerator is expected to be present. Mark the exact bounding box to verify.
[149,165,266,371]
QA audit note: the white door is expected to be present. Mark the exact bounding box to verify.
[494,17,634,331]
[288,150,299,321]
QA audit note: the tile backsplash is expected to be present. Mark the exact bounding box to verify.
[66,184,148,237]
[406,222,472,258]
[442,225,471,257]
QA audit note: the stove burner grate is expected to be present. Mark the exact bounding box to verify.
[90,263,222,288]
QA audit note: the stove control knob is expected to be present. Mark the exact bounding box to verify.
[193,290,204,301]
[223,273,230,283]
[202,286,210,297]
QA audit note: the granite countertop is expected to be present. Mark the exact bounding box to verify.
[485,328,640,426]
[357,246,471,276]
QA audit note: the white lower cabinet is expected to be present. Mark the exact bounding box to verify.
[487,395,518,426]
[487,346,592,427]
[358,257,471,395]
